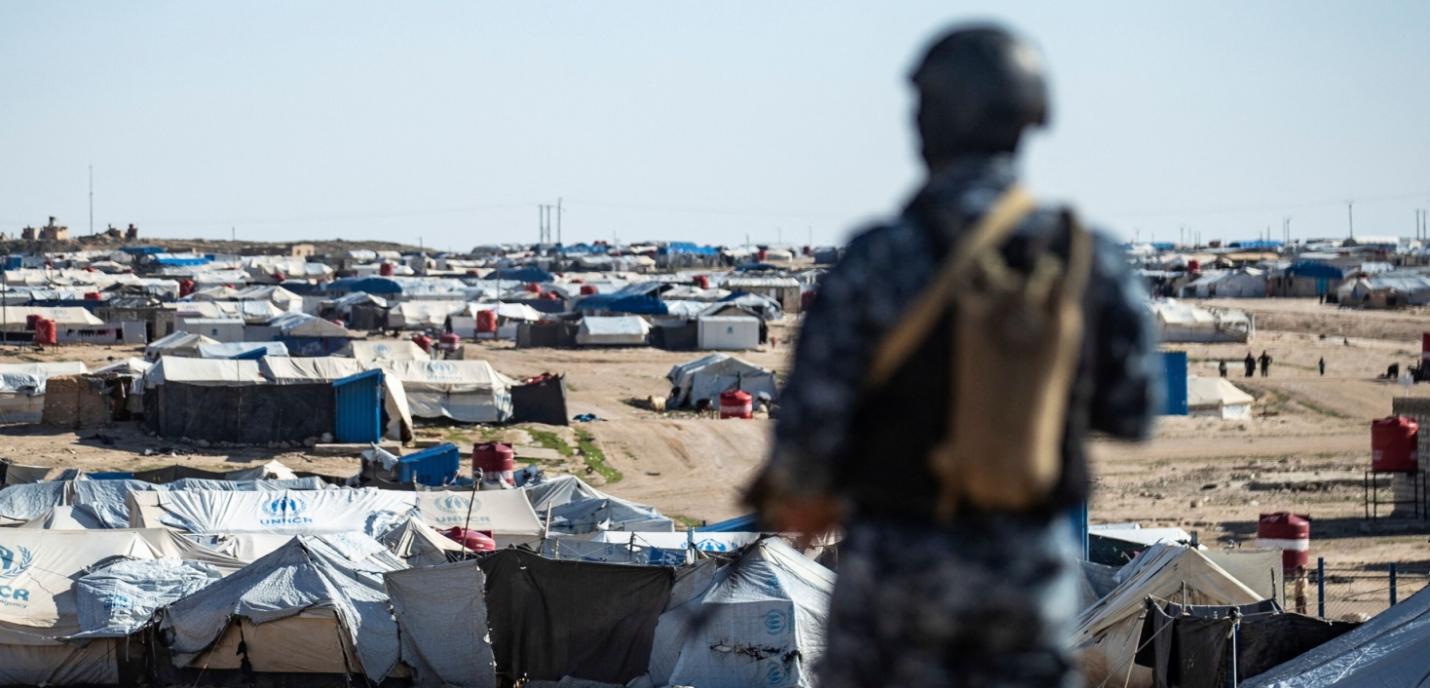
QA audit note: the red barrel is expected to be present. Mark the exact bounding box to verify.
[523,282,541,293]
[441,527,495,552]
[379,262,395,276]
[756,248,768,262]
[695,274,710,289]
[473,442,516,473]
[1422,332,1430,364]
[83,291,101,301]
[719,390,753,419]
[1188,259,1201,273]
[411,333,432,353]
[541,291,560,301]
[1256,512,1310,571]
[178,279,195,298]
[439,332,461,350]
[579,284,598,296]
[1372,416,1419,472]
[33,318,57,346]
[271,271,286,282]
[475,309,498,334]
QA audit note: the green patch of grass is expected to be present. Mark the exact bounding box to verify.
[525,428,574,457]
[576,429,622,484]
[670,514,705,530]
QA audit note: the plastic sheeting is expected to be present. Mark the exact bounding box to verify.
[71,559,222,638]
[524,476,673,534]
[195,341,290,359]
[161,534,406,682]
[385,559,497,687]
[649,538,833,688]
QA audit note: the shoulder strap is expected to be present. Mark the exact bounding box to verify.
[866,186,1037,387]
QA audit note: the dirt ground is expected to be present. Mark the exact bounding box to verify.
[2,300,1428,585]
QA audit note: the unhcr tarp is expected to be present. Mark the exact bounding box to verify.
[666,353,777,408]
[480,549,673,685]
[70,559,223,638]
[575,316,650,346]
[385,559,497,688]
[161,534,406,682]
[415,489,543,547]
[1076,545,1264,688]
[381,359,514,423]
[339,338,431,362]
[0,305,103,331]
[650,538,834,688]
[1244,585,1430,688]
[196,341,290,359]
[150,488,418,536]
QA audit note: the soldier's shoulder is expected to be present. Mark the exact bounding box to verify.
[841,218,924,262]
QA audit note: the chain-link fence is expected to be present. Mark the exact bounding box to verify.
[1284,560,1430,621]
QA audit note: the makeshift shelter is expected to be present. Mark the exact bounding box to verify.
[1076,545,1265,688]
[261,356,414,442]
[696,315,761,350]
[0,361,89,424]
[575,316,650,346]
[144,331,219,361]
[1188,376,1255,419]
[380,359,515,423]
[450,302,545,340]
[159,534,406,683]
[524,476,674,534]
[0,305,103,331]
[385,559,497,687]
[666,353,777,409]
[268,312,355,356]
[379,515,465,567]
[649,538,834,688]
[479,550,674,685]
[510,373,570,425]
[1244,585,1430,688]
[142,358,328,443]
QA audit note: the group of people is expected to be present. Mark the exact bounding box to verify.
[1218,351,1327,377]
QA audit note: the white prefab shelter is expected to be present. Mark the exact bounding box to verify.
[696,315,761,350]
[1187,376,1255,419]
[575,316,650,346]
[176,317,246,342]
[649,539,834,688]
[1075,545,1264,688]
[1148,300,1254,343]
[380,359,515,423]
[161,534,407,682]
[145,331,220,361]
[666,353,778,408]
[389,300,465,330]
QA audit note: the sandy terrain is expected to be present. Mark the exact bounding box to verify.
[1,300,1427,586]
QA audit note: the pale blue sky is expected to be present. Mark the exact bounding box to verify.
[2,2,1428,250]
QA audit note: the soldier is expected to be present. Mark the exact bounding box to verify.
[1259,349,1272,377]
[745,24,1161,687]
[1245,352,1257,377]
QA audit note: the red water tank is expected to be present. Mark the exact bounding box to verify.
[756,248,768,262]
[379,262,395,276]
[33,318,57,346]
[579,284,598,296]
[441,527,496,552]
[719,390,753,419]
[439,332,461,350]
[524,282,541,293]
[178,279,196,298]
[271,271,286,282]
[473,442,516,473]
[694,275,710,290]
[1256,512,1311,572]
[1422,332,1430,364]
[83,291,101,301]
[1187,259,1201,273]
[1372,416,1419,473]
[475,309,498,334]
[411,333,432,353]
[541,291,560,301]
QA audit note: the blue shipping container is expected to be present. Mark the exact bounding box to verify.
[1162,350,1189,415]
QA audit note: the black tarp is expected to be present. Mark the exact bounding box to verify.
[651,321,698,351]
[144,381,335,444]
[479,549,673,685]
[516,321,577,348]
[1136,600,1359,688]
[511,375,569,426]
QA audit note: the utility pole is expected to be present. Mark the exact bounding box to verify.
[88,164,94,235]
[230,226,235,242]
[556,197,563,246]
[1346,201,1355,240]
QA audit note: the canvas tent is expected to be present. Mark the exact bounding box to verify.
[160,534,406,683]
[145,487,418,537]
[1188,376,1255,419]
[1075,545,1265,688]
[414,489,544,547]
[666,353,777,408]
[379,515,465,567]
[380,359,515,423]
[389,300,465,330]
[649,538,834,688]
[144,331,219,361]
[1149,300,1254,343]
[1244,585,1430,688]
[195,341,289,359]
[524,475,674,534]
[575,316,650,346]
[338,338,431,362]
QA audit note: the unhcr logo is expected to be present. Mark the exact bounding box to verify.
[436,495,473,513]
[0,545,33,580]
[259,495,314,526]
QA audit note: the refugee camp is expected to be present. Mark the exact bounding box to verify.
[2,3,1429,687]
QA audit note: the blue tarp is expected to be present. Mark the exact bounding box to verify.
[490,266,555,283]
[1230,240,1283,249]
[329,276,404,295]
[661,242,719,256]
[119,246,164,256]
[697,513,759,532]
[151,254,212,267]
[574,294,669,316]
[1287,261,1347,280]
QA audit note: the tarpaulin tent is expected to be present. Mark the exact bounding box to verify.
[195,341,290,359]
[338,338,431,362]
[414,489,544,547]
[147,488,418,536]
[379,515,465,567]
[575,316,650,346]
[389,300,466,330]
[1075,545,1264,688]
[1244,585,1430,688]
[1148,300,1254,343]
[160,534,407,683]
[144,331,219,361]
[649,538,834,688]
[479,549,673,685]
[379,359,514,423]
[666,353,777,409]
[70,559,223,639]
[524,476,674,534]
[1188,376,1255,419]
[385,559,497,688]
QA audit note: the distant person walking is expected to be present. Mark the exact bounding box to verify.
[745,24,1160,688]
[1259,350,1272,377]
[1318,357,1326,376]
[1219,360,1228,378]
[1244,352,1256,377]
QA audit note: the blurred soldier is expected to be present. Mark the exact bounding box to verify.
[1245,352,1257,377]
[1259,350,1272,377]
[745,24,1161,688]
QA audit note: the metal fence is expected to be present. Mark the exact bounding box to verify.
[1284,559,1430,621]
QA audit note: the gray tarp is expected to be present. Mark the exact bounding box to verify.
[71,559,222,638]
[385,559,497,687]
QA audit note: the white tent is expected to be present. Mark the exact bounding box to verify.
[414,489,543,547]
[576,316,650,346]
[143,357,264,387]
[0,305,104,331]
[338,339,431,362]
[379,359,515,423]
[1188,376,1255,419]
[147,488,418,536]
[666,353,777,408]
[260,356,414,441]
[390,300,466,330]
[196,341,290,359]
[649,539,833,688]
[161,534,406,682]
[1244,585,1430,688]
[145,331,220,361]
[1075,545,1264,688]
[1148,300,1254,343]
[0,361,90,424]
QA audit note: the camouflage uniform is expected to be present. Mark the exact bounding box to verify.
[760,154,1161,687]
